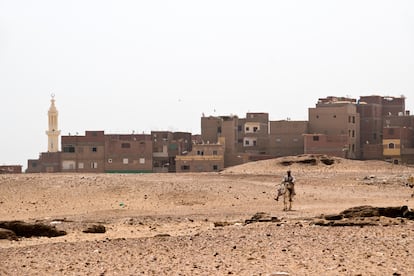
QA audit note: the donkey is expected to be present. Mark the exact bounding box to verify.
[275,181,294,211]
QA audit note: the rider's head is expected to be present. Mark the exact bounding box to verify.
[287,170,291,176]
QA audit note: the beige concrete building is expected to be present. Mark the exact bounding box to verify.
[357,95,406,160]
[151,131,192,172]
[306,97,360,159]
[104,134,153,173]
[269,120,308,157]
[60,131,106,173]
[176,137,225,172]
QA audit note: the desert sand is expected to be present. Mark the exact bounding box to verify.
[1,155,414,275]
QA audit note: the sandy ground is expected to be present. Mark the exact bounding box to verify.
[1,155,414,275]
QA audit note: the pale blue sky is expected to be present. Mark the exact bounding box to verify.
[1,1,413,169]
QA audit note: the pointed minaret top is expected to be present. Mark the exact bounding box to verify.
[49,93,57,112]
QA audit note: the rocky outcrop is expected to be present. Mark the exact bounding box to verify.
[314,205,414,227]
[82,224,106,234]
[0,221,66,238]
[245,212,280,224]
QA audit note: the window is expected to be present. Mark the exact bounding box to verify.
[63,146,75,153]
[276,138,281,142]
[352,116,355,124]
[181,165,190,171]
[139,158,145,164]
[217,127,222,134]
[123,158,129,164]
[78,162,84,169]
[245,127,250,132]
[238,139,243,144]
[313,136,319,141]
[253,140,257,146]
[92,147,97,152]
[388,143,395,149]
[91,162,98,169]
[352,130,355,138]
[352,144,355,152]
[333,115,336,118]
[121,143,131,148]
[253,127,258,132]
[197,150,204,156]
[316,115,319,119]
[212,150,218,155]
[245,140,250,146]
[108,158,113,164]
[238,125,242,132]
[62,161,76,170]
[213,165,218,171]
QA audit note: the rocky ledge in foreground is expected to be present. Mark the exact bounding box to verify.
[0,220,67,240]
[314,205,414,227]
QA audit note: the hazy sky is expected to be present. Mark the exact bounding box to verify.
[1,1,413,169]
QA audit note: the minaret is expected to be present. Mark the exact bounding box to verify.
[46,94,61,152]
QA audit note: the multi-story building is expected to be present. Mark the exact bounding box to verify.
[201,115,242,167]
[61,131,106,173]
[306,97,360,159]
[382,110,414,164]
[175,137,225,172]
[104,133,153,173]
[151,131,192,172]
[357,95,406,159]
[268,120,308,157]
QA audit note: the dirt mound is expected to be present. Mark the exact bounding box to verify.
[221,154,408,175]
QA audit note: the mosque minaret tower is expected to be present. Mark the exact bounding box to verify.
[46,94,61,152]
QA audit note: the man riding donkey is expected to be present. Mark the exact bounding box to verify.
[274,170,296,202]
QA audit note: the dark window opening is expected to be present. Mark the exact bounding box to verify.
[213,165,218,171]
[389,143,395,149]
[217,126,222,134]
[253,127,258,132]
[181,165,190,171]
[238,125,242,131]
[213,150,218,155]
[121,143,131,148]
[92,147,97,152]
[197,150,204,156]
[63,146,75,153]
[313,136,319,141]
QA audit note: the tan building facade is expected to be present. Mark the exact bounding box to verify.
[269,120,308,157]
[307,97,360,159]
[175,137,225,172]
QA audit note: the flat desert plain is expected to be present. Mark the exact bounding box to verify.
[1,155,414,275]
